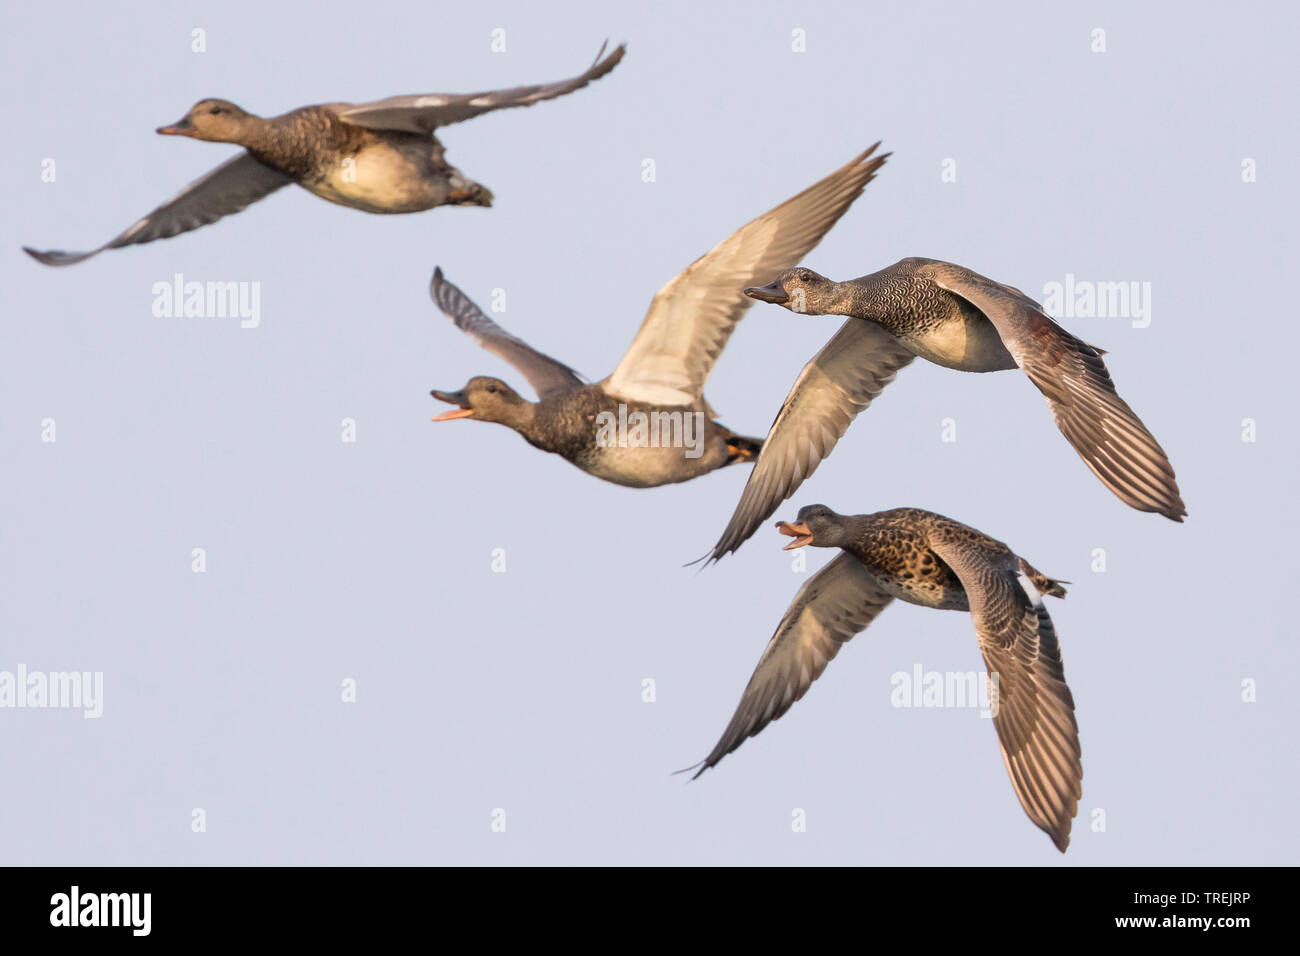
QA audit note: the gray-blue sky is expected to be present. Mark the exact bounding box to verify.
[2,0,1295,864]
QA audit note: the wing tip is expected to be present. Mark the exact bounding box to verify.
[851,141,891,173]
[590,39,627,75]
[23,245,91,267]
[1051,828,1070,853]
[1130,490,1186,522]
[429,264,452,308]
[672,759,709,781]
[683,549,717,571]
[1048,798,1080,853]
[704,541,735,567]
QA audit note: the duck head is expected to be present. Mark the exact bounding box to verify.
[776,504,846,549]
[157,99,257,143]
[745,268,837,314]
[431,376,531,428]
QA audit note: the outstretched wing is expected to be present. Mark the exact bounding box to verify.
[24,153,291,267]
[429,267,584,399]
[604,145,889,408]
[927,530,1082,852]
[684,553,893,777]
[337,42,625,134]
[708,319,914,561]
[924,261,1186,521]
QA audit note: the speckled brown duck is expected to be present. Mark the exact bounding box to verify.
[426,145,889,488]
[687,504,1082,853]
[24,43,625,266]
[709,257,1186,560]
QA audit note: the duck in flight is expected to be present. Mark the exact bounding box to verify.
[687,504,1082,852]
[24,43,625,266]
[427,145,889,487]
[709,257,1186,560]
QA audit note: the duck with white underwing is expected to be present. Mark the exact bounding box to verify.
[426,145,890,487]
[708,257,1186,560]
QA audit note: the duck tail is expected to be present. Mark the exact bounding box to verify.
[1018,557,1068,599]
[724,434,763,466]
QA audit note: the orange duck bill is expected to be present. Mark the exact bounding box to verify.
[430,389,475,421]
[775,521,814,549]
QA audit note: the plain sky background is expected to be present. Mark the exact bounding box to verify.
[3,0,1296,865]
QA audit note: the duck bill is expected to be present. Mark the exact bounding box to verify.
[776,521,814,550]
[430,389,475,421]
[745,281,790,305]
[156,117,197,136]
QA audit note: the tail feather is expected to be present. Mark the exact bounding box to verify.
[1018,557,1068,598]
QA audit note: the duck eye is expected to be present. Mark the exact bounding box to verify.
[486,385,498,394]
[208,106,223,115]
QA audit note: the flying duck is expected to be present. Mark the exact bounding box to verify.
[687,504,1082,852]
[427,144,889,487]
[709,257,1186,559]
[24,43,625,266]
